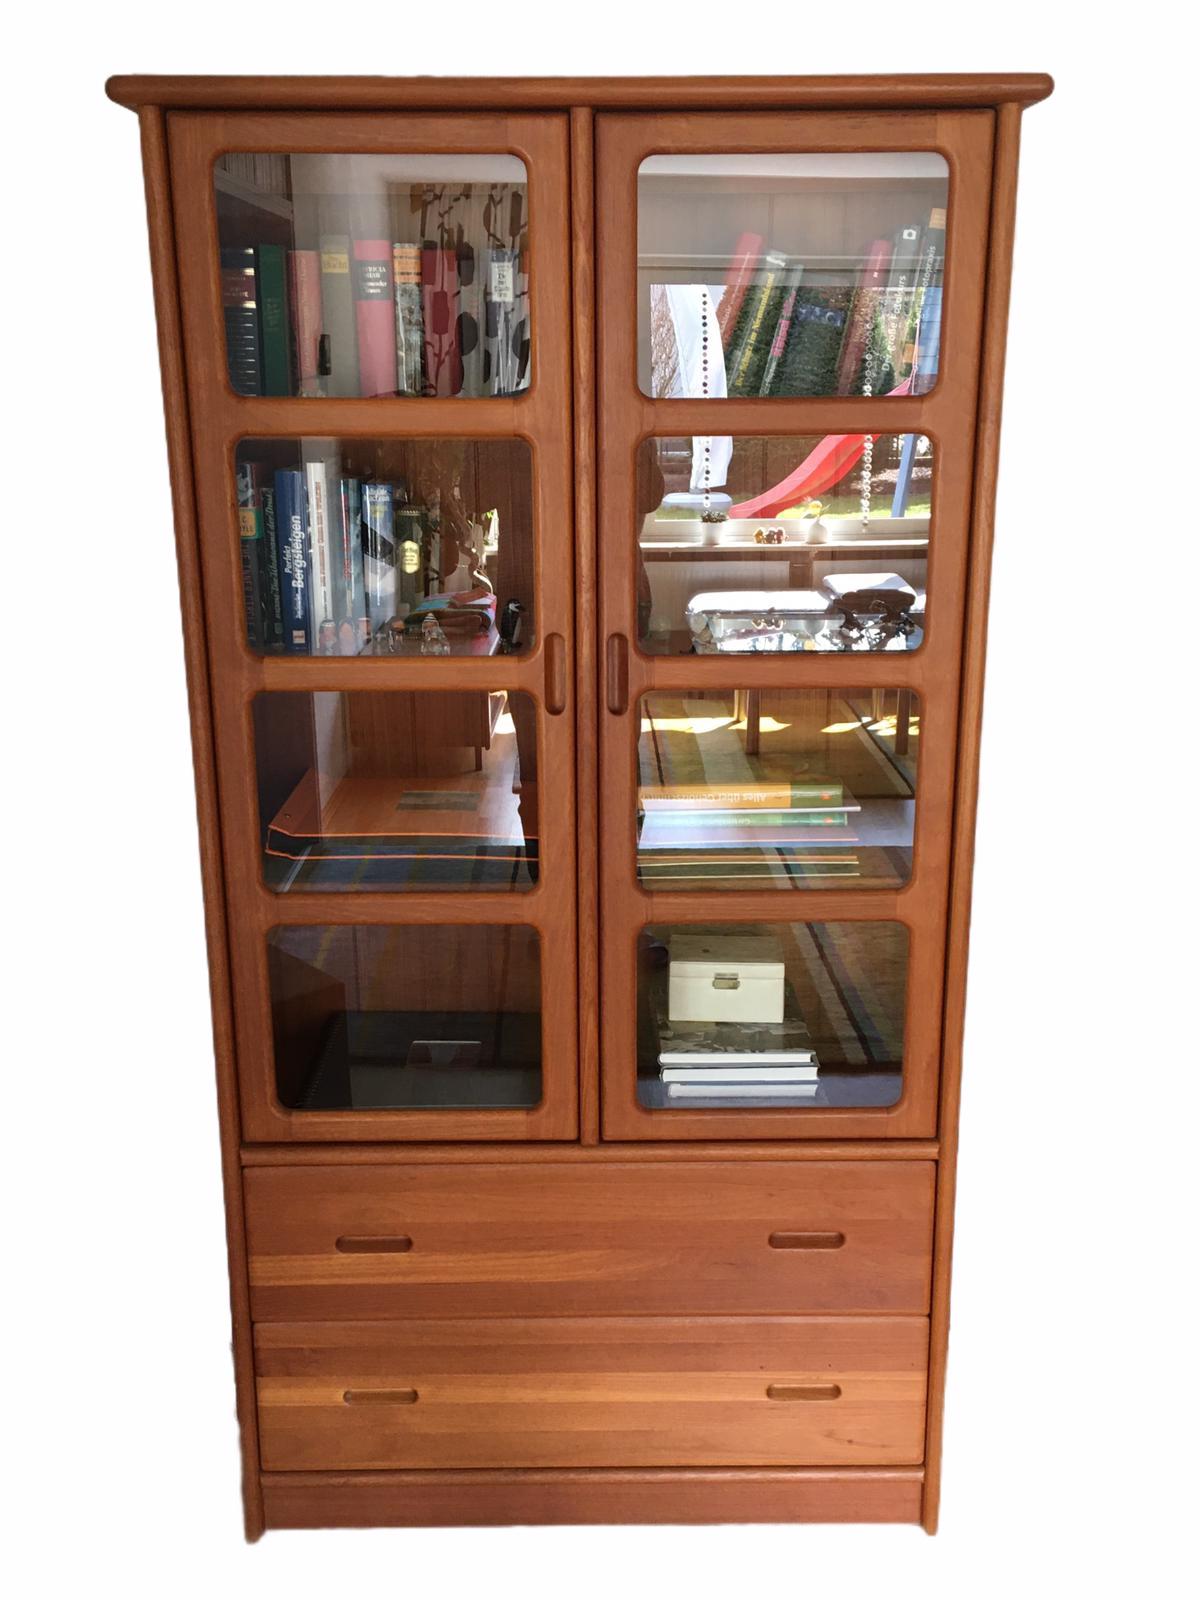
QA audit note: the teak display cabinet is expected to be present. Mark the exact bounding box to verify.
[108,72,1052,1537]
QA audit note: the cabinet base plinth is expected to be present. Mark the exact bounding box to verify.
[260,1467,924,1529]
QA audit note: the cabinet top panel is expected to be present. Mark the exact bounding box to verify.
[106,73,1054,114]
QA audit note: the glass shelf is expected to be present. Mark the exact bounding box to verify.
[215,152,530,398]
[637,688,918,891]
[636,433,932,655]
[268,924,542,1111]
[638,152,947,400]
[254,690,539,893]
[234,437,532,657]
[637,921,907,1110]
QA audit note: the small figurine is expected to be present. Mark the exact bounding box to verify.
[419,612,450,656]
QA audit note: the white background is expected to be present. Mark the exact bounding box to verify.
[5,5,1196,1595]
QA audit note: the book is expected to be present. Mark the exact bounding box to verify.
[835,238,894,395]
[483,247,529,395]
[335,476,366,654]
[361,482,397,632]
[254,244,290,396]
[660,1053,815,1072]
[654,1015,816,1059]
[662,1066,817,1084]
[318,225,360,397]
[421,245,463,395]
[725,252,786,395]
[234,462,284,651]
[304,456,338,648]
[257,480,284,650]
[638,809,858,850]
[394,502,425,612]
[219,246,260,395]
[715,230,765,352]
[646,809,852,830]
[665,1081,818,1100]
[273,469,312,653]
[352,238,396,397]
[392,244,425,396]
[771,284,852,397]
[758,259,805,395]
[236,461,265,646]
[456,242,485,397]
[287,249,323,396]
[639,781,845,808]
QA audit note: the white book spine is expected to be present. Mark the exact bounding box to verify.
[666,1082,819,1100]
[661,1065,818,1084]
[305,459,335,634]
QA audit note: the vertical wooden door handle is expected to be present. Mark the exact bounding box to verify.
[544,632,567,715]
[606,633,629,715]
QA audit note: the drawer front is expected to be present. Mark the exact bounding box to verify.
[255,1316,929,1471]
[244,1160,934,1318]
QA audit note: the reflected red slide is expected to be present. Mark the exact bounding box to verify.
[727,375,914,518]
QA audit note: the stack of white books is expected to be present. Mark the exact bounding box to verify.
[657,1023,819,1102]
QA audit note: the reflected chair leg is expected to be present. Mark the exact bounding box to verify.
[746,690,761,756]
[895,689,912,756]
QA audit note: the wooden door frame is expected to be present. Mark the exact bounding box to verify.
[593,109,995,1140]
[167,110,579,1141]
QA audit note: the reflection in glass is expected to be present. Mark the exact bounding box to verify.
[255,691,540,893]
[636,434,931,654]
[638,153,947,400]
[637,921,907,1109]
[215,153,530,399]
[235,437,532,657]
[269,924,542,1110]
[637,689,917,890]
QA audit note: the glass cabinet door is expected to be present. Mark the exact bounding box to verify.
[169,112,576,1141]
[595,110,995,1139]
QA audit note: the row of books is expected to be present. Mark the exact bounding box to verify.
[668,209,944,400]
[237,459,493,656]
[637,777,861,888]
[656,1019,820,1102]
[221,237,531,401]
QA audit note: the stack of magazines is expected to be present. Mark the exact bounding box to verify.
[656,1017,819,1103]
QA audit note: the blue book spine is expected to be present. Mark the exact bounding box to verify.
[337,477,367,652]
[361,482,397,635]
[274,468,312,654]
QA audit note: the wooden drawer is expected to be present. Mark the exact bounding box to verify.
[255,1316,929,1471]
[244,1160,934,1318]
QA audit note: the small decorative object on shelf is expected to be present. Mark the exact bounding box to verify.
[419,612,450,655]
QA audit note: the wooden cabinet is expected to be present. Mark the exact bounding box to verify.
[107,70,1052,1536]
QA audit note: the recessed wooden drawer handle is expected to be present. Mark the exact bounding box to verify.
[606,633,629,715]
[342,1389,418,1406]
[544,632,568,715]
[768,1230,845,1250]
[335,1235,413,1254]
[766,1383,842,1402]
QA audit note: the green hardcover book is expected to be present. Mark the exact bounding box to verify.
[640,781,845,808]
[725,251,786,395]
[254,245,291,396]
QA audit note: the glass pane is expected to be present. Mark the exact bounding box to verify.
[215,153,530,398]
[638,689,917,890]
[255,690,540,892]
[638,153,947,399]
[268,924,542,1110]
[637,921,906,1109]
[235,437,532,657]
[637,434,930,654]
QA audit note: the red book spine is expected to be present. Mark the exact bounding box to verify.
[421,245,463,396]
[352,239,397,397]
[716,231,766,351]
[835,238,894,394]
[287,250,323,396]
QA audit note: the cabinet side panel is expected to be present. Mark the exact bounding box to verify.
[924,101,1024,1536]
[138,106,263,1542]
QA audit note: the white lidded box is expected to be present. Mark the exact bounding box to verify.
[668,934,785,1024]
